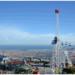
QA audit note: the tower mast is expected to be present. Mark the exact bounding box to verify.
[55,9,60,37]
[51,9,62,73]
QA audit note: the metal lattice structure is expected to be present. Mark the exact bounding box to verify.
[51,9,72,73]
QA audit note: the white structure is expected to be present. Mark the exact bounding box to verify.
[64,51,72,67]
[1,57,11,64]
[51,9,66,73]
[51,9,72,74]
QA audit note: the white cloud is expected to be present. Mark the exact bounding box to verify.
[0,26,54,45]
[0,26,74,45]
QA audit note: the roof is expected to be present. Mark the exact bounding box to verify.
[7,60,24,65]
[19,64,32,70]
[0,55,5,62]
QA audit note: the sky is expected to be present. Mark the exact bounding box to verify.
[0,1,75,45]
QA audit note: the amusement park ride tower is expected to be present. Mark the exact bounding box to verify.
[51,9,63,73]
[51,9,72,74]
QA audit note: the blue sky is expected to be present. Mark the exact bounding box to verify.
[0,1,75,45]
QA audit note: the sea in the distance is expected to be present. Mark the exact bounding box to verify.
[0,45,74,51]
[0,45,51,51]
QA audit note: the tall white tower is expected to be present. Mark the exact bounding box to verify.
[51,9,65,73]
[51,9,72,74]
[55,9,61,69]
